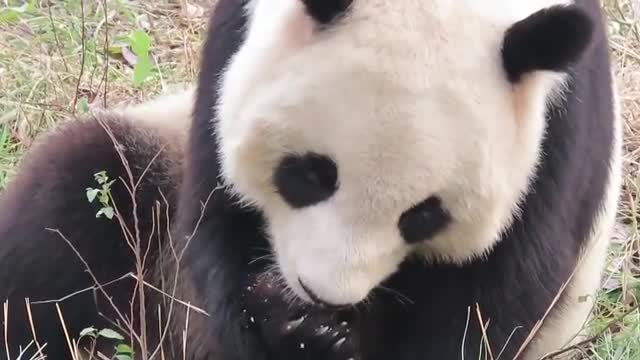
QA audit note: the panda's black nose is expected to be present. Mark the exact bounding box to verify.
[298,278,347,310]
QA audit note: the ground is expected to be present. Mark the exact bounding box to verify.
[0,0,639,359]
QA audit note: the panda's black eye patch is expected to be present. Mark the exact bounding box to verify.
[398,196,451,244]
[302,0,353,25]
[274,153,338,209]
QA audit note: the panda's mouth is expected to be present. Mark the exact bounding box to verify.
[298,278,351,310]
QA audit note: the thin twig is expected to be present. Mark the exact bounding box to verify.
[4,302,11,360]
[55,304,78,360]
[30,273,133,305]
[47,1,69,72]
[72,0,87,113]
[513,225,600,360]
[476,304,495,360]
[25,298,45,360]
[96,119,150,360]
[461,305,471,360]
[102,0,109,108]
[497,326,524,360]
[46,228,144,349]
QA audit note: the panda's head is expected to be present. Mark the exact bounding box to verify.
[215,0,594,307]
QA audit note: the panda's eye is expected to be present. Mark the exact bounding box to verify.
[273,152,339,209]
[398,196,451,244]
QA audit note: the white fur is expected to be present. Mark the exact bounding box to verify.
[113,85,195,141]
[216,0,581,306]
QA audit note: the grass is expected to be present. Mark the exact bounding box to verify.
[0,0,639,359]
[0,125,20,190]
[0,0,205,188]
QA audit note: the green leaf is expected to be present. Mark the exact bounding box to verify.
[115,344,133,355]
[129,30,151,57]
[133,55,152,87]
[79,326,97,338]
[98,192,109,205]
[101,207,115,219]
[25,0,38,14]
[94,171,107,184]
[78,97,90,113]
[86,188,99,203]
[126,30,154,87]
[108,45,125,56]
[0,10,21,25]
[96,208,114,219]
[97,328,124,340]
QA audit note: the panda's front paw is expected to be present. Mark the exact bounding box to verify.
[264,310,359,360]
[241,272,361,360]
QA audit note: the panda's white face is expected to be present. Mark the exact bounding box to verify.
[216,0,580,306]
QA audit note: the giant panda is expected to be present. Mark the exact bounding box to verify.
[0,0,622,360]
[176,0,623,359]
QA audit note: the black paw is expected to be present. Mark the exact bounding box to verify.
[241,272,361,360]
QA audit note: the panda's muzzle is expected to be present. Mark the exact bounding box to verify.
[299,278,350,309]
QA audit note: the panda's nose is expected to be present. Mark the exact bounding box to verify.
[298,278,348,310]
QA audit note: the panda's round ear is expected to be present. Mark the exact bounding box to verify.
[301,0,353,25]
[501,5,594,83]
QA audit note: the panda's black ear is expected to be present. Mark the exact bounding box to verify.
[502,5,594,83]
[301,0,353,25]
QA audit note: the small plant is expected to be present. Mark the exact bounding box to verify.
[78,97,91,113]
[126,30,153,87]
[79,326,134,360]
[107,29,154,88]
[86,170,116,219]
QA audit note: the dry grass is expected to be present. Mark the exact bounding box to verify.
[0,0,207,190]
[0,0,639,359]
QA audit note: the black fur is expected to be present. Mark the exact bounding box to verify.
[301,0,353,25]
[398,196,451,244]
[167,1,268,359]
[274,153,339,209]
[502,5,594,83]
[0,0,617,359]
